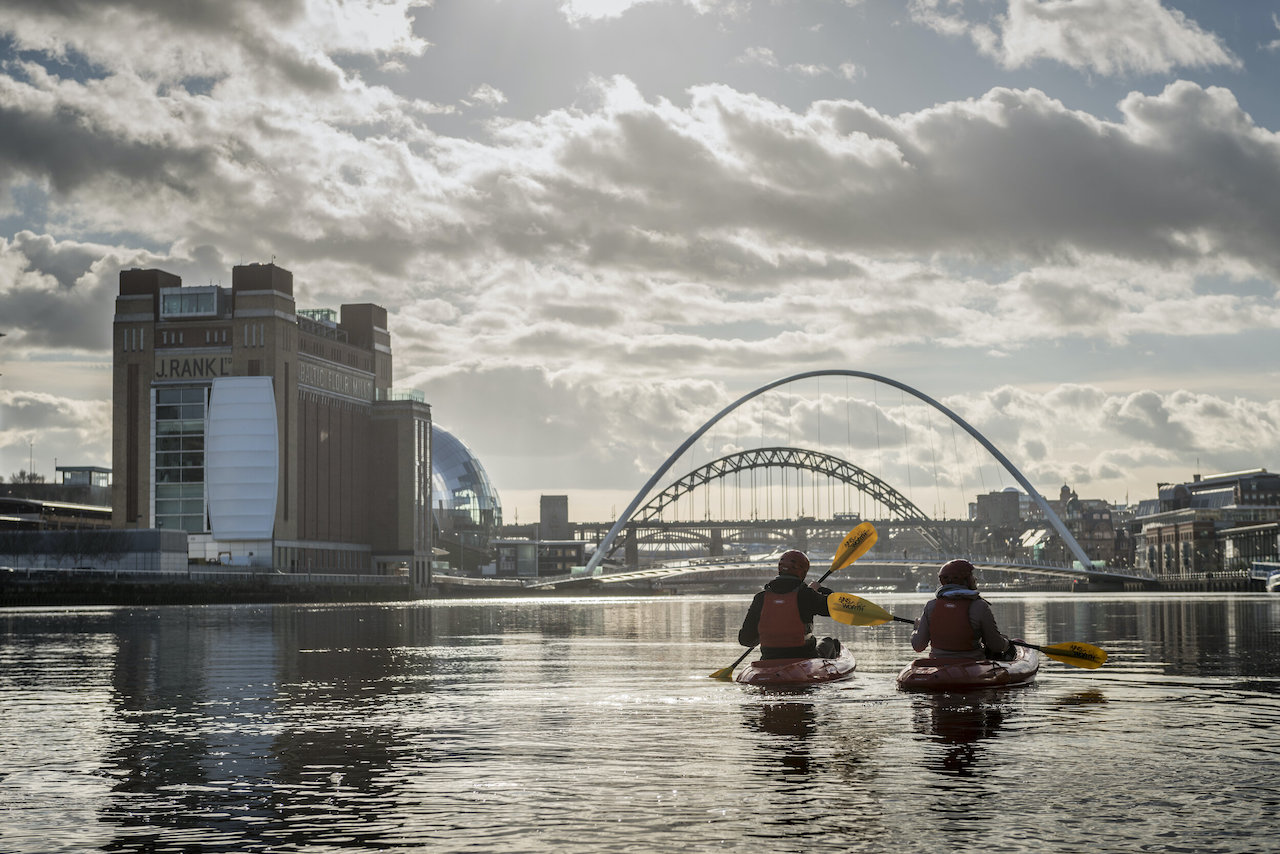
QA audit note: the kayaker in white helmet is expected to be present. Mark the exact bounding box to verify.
[738,549,843,660]
[910,559,1015,661]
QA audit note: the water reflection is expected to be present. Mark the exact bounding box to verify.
[1053,688,1108,708]
[912,694,1007,778]
[745,701,817,776]
[1037,594,1280,678]
[89,606,436,852]
[3,594,1280,853]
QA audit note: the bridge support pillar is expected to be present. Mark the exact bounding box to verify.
[792,523,809,554]
[710,528,724,557]
[624,523,639,568]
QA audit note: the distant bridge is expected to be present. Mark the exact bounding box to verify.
[629,447,955,553]
[459,369,1155,594]
[571,513,976,561]
[520,551,1150,591]
[580,370,1110,576]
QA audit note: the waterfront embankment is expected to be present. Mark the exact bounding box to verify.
[0,568,413,607]
[2,563,1266,607]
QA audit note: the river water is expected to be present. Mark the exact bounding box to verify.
[1,592,1277,853]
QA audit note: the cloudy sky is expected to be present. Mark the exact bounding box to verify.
[1,0,1278,525]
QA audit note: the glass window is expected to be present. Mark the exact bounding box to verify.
[160,286,222,319]
[175,515,204,533]
[154,385,208,533]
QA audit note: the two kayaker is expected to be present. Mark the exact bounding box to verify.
[910,559,1015,661]
[738,550,843,660]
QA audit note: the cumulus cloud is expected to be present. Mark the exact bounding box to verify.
[737,47,841,78]
[4,3,1279,361]
[911,0,1240,76]
[467,84,508,108]
[927,384,1280,503]
[558,0,738,24]
[457,77,1280,286]
[0,232,135,350]
[0,389,111,477]
[0,0,1276,517]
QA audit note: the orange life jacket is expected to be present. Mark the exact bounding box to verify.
[929,597,978,652]
[758,589,808,649]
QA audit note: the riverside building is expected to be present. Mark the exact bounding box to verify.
[1131,469,1280,577]
[111,262,434,586]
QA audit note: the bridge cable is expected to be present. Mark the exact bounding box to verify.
[873,381,883,521]
[928,403,943,519]
[845,376,853,517]
[951,421,970,529]
[900,388,913,507]
[965,420,986,496]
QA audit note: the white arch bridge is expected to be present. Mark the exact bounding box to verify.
[535,370,1152,590]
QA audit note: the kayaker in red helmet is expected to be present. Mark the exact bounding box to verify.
[910,559,1015,661]
[738,549,843,660]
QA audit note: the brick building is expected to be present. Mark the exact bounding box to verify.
[111,263,433,585]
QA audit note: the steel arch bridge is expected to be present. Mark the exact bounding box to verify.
[582,369,1099,576]
[630,446,954,553]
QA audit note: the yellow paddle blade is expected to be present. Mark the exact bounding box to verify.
[708,665,736,681]
[1037,641,1108,669]
[826,592,894,626]
[829,522,877,574]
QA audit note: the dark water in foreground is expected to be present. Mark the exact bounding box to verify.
[1,592,1278,853]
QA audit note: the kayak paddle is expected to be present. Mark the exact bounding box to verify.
[825,591,1109,670]
[710,521,878,680]
[826,591,913,626]
[1009,639,1108,669]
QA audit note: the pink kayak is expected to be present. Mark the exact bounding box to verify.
[735,648,857,687]
[896,644,1039,692]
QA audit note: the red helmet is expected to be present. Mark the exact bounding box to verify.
[939,559,975,586]
[778,550,810,578]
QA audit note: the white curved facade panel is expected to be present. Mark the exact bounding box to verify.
[206,377,278,540]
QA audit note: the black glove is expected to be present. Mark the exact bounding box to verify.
[986,642,1017,661]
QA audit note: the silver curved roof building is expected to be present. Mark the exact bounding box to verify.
[431,424,503,529]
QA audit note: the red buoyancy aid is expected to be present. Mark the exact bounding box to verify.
[929,598,978,652]
[758,589,808,649]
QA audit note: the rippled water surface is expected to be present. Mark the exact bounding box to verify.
[2,592,1278,853]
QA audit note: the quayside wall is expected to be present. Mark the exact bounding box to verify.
[0,568,413,607]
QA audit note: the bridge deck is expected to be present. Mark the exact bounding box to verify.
[524,556,1152,589]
